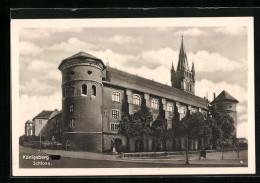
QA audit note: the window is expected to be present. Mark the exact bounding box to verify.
[70,104,74,112]
[110,123,119,131]
[167,103,173,112]
[82,84,87,95]
[112,110,120,119]
[62,88,66,98]
[91,85,96,96]
[112,92,120,102]
[39,120,42,125]
[88,70,92,75]
[69,119,75,128]
[151,99,159,109]
[133,94,141,105]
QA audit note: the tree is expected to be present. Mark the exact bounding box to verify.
[151,117,167,151]
[211,113,236,149]
[119,100,153,151]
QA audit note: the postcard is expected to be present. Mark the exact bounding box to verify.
[11,17,255,176]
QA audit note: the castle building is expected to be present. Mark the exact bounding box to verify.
[25,109,59,137]
[210,90,239,137]
[37,37,238,152]
[57,37,208,152]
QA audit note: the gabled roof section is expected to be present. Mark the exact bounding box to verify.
[58,51,106,70]
[211,90,239,104]
[33,110,54,120]
[177,36,189,71]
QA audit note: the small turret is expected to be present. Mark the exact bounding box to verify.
[191,61,195,82]
[171,62,175,72]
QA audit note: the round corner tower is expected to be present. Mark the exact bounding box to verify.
[58,51,106,152]
[211,90,239,138]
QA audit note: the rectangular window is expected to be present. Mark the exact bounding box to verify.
[151,99,159,109]
[110,123,119,131]
[112,92,120,102]
[112,110,120,119]
[70,104,74,112]
[69,119,75,128]
[39,120,42,125]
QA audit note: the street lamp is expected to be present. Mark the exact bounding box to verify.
[185,124,189,165]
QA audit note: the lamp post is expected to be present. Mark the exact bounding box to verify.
[39,131,42,151]
[185,124,189,165]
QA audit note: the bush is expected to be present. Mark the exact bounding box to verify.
[117,145,127,153]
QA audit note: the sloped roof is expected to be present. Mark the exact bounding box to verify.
[58,51,105,70]
[25,120,33,124]
[33,110,54,120]
[64,51,100,61]
[105,67,208,109]
[211,90,238,104]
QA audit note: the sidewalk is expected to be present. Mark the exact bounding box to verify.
[41,149,248,166]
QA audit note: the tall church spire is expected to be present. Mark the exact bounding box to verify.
[177,35,189,71]
[171,61,175,72]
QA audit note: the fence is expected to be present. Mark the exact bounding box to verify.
[121,148,248,160]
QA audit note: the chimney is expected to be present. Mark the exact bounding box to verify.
[213,92,216,100]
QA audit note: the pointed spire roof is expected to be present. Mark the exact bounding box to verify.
[177,35,189,71]
[171,61,175,72]
[191,61,195,73]
[211,90,239,104]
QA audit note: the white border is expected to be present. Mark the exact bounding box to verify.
[11,17,255,176]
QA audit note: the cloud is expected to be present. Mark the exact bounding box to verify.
[236,122,248,138]
[215,26,247,36]
[20,78,59,96]
[19,92,62,137]
[195,79,247,103]
[106,35,143,44]
[20,41,43,57]
[45,37,98,52]
[27,59,57,71]
[175,27,207,36]
[20,28,83,40]
[190,50,245,72]
[156,27,172,33]
[239,114,248,122]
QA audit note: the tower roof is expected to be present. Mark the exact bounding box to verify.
[32,110,54,120]
[58,51,106,71]
[211,90,239,104]
[177,36,189,71]
[171,61,175,72]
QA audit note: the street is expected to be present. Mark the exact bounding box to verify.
[19,146,248,168]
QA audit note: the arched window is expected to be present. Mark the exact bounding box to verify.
[82,84,87,96]
[151,99,159,109]
[133,94,141,105]
[112,91,120,102]
[167,103,173,112]
[92,85,96,96]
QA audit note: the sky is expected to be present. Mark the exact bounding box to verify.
[18,25,249,138]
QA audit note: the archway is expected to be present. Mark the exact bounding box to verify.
[114,138,122,152]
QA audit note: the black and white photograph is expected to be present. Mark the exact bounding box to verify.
[11,17,255,176]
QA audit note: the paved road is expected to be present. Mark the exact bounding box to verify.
[19,146,248,168]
